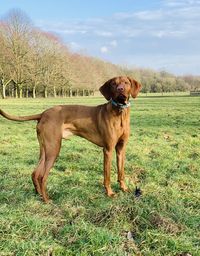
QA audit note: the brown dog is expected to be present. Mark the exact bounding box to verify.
[0,76,141,202]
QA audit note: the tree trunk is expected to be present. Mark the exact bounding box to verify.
[33,86,36,98]
[44,87,48,98]
[61,87,64,97]
[26,86,29,98]
[2,84,6,99]
[1,78,12,99]
[53,86,57,98]
[61,87,66,97]
[19,88,23,98]
[11,89,14,97]
[69,88,72,97]
[14,87,18,98]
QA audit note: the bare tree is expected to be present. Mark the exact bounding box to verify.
[0,22,11,98]
[2,9,32,98]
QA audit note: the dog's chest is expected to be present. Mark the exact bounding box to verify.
[110,114,130,138]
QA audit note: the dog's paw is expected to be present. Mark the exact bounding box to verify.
[120,183,130,193]
[106,190,116,198]
[122,187,130,193]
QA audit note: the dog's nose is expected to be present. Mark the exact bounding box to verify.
[117,84,124,92]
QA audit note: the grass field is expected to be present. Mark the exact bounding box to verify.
[0,95,200,256]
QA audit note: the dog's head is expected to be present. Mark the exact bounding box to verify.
[99,76,142,104]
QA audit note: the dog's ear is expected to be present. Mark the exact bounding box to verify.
[99,79,113,100]
[128,77,142,98]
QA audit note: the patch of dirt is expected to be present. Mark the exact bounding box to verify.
[151,212,183,235]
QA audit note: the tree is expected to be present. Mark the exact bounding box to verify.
[1,9,33,98]
[0,23,11,98]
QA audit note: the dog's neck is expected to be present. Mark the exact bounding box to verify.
[110,99,131,111]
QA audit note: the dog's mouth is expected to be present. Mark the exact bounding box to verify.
[115,94,127,105]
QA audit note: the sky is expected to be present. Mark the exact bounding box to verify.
[0,0,200,75]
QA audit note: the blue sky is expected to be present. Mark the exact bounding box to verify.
[1,0,200,75]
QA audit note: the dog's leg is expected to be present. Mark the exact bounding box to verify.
[103,147,115,197]
[40,138,61,203]
[33,124,62,203]
[115,141,128,192]
[32,153,45,195]
[32,136,45,195]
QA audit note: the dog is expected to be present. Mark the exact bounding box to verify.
[0,76,141,202]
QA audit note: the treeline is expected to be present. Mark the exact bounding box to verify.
[0,10,200,99]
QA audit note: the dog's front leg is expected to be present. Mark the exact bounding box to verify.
[115,140,129,192]
[103,147,115,197]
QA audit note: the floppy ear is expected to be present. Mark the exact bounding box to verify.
[99,78,113,100]
[128,77,142,98]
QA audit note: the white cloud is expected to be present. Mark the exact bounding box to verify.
[62,29,77,35]
[163,0,200,7]
[115,10,163,21]
[109,40,117,47]
[133,10,163,20]
[100,46,108,53]
[69,41,81,51]
[152,29,186,38]
[95,31,113,37]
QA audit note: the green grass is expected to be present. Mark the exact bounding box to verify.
[0,96,200,256]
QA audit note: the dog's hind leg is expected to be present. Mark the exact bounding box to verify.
[40,132,62,203]
[31,133,45,195]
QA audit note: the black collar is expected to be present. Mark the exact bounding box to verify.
[110,99,131,109]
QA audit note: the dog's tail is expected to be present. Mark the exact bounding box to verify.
[0,109,41,121]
